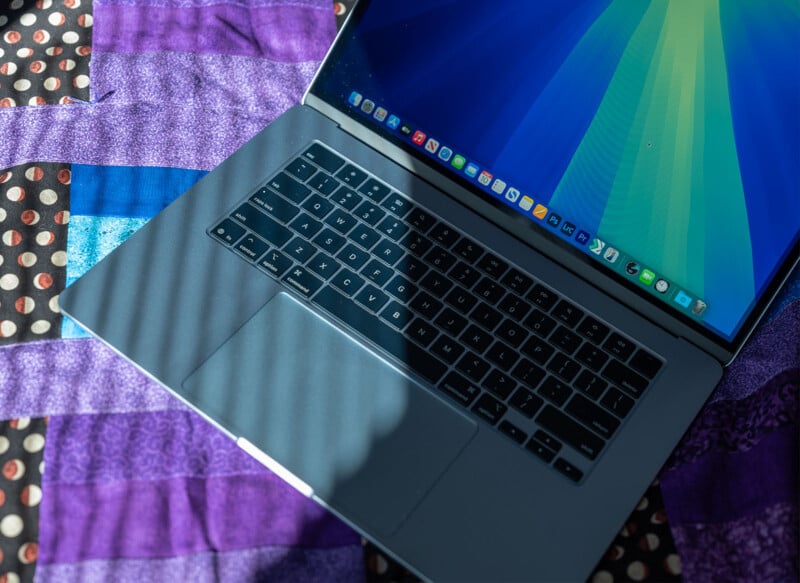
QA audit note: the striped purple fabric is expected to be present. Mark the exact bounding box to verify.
[93,3,336,60]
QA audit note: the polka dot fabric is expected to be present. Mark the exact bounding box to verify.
[0,164,70,345]
[0,417,46,583]
[0,0,92,107]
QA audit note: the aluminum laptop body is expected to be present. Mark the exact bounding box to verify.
[59,2,799,581]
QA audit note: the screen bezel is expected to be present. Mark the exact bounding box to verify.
[305,0,800,364]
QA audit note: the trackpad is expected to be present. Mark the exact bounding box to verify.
[182,292,476,535]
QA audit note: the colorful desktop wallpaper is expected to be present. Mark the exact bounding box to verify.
[315,0,800,341]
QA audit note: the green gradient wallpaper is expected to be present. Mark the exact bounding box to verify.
[317,0,800,340]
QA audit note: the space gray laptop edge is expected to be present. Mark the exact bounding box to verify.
[58,1,800,581]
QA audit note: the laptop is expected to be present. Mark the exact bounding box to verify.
[59,1,800,580]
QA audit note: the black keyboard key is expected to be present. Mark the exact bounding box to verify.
[547,353,580,382]
[511,359,546,391]
[234,233,268,261]
[527,284,558,311]
[521,335,555,366]
[476,253,508,277]
[550,326,582,354]
[501,269,533,296]
[307,252,341,279]
[566,394,620,439]
[600,387,635,418]
[497,294,531,319]
[394,255,428,281]
[231,204,292,246]
[410,291,443,319]
[281,266,323,298]
[536,406,605,460]
[330,267,365,296]
[330,185,361,210]
[424,246,457,273]
[385,274,417,303]
[472,393,507,425]
[400,231,433,257]
[337,243,370,270]
[258,249,293,277]
[461,324,493,353]
[554,458,583,482]
[250,189,300,223]
[435,308,468,336]
[288,213,323,239]
[430,335,465,364]
[449,261,481,288]
[362,259,393,287]
[526,439,556,463]
[407,208,437,232]
[358,178,391,202]
[602,359,649,398]
[354,200,386,226]
[372,239,404,266]
[537,375,571,407]
[456,351,490,382]
[303,143,345,173]
[499,420,528,445]
[314,286,447,384]
[355,284,389,313]
[335,163,368,188]
[452,237,483,263]
[575,343,610,372]
[380,301,414,330]
[524,309,557,338]
[532,430,562,453]
[603,332,636,361]
[428,223,460,248]
[302,194,334,219]
[325,208,358,234]
[509,388,544,419]
[407,317,439,347]
[577,316,610,345]
[284,236,316,263]
[349,223,380,250]
[285,157,317,181]
[439,371,480,406]
[420,270,453,298]
[266,172,311,203]
[552,299,584,328]
[444,286,478,315]
[630,349,663,379]
[496,319,527,348]
[484,369,516,400]
[474,278,505,304]
[471,302,503,331]
[305,169,333,196]
[574,370,608,400]
[486,341,519,371]
[211,218,245,245]
[380,193,412,218]
[313,229,346,255]
[376,217,409,242]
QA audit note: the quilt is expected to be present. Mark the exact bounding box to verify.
[0,0,797,581]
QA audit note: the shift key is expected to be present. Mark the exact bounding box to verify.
[536,405,605,460]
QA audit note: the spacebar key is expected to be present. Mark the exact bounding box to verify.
[313,287,447,384]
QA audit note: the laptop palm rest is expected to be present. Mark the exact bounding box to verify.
[182,291,477,535]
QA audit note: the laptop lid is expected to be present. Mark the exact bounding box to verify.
[305,0,800,363]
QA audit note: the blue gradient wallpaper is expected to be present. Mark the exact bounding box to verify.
[315,0,800,341]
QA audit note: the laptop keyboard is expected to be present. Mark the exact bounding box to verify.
[209,142,663,484]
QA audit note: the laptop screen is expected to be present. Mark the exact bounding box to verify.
[310,0,800,345]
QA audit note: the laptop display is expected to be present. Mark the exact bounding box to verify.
[311,0,800,346]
